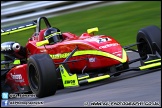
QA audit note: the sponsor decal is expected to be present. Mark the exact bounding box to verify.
[116,54,122,57]
[11,73,22,79]
[50,53,70,59]
[40,49,47,53]
[64,80,75,84]
[10,73,24,82]
[113,51,122,57]
[112,51,122,54]
[99,43,119,49]
[14,79,24,83]
[86,36,112,43]
[89,58,96,62]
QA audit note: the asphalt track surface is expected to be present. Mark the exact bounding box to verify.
[5,52,161,107]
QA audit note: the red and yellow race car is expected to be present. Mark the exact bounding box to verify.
[1,17,161,98]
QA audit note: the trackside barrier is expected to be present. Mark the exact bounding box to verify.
[1,1,108,27]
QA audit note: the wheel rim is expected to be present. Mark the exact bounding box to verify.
[29,64,39,90]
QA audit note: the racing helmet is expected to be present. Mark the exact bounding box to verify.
[44,27,63,44]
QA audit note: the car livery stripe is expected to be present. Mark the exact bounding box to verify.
[78,75,89,80]
[79,74,111,85]
[144,59,161,64]
[139,62,161,70]
[87,74,110,83]
[49,48,127,63]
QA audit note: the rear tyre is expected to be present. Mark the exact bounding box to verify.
[27,53,57,98]
[137,25,161,59]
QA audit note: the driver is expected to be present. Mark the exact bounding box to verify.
[44,27,63,44]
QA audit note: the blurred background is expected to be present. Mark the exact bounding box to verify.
[1,1,161,46]
[1,1,114,27]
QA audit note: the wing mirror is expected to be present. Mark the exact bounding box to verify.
[87,27,99,35]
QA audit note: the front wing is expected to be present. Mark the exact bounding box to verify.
[58,47,161,88]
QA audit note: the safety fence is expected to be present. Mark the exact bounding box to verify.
[1,1,109,27]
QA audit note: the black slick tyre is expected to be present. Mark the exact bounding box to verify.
[137,25,161,59]
[27,53,57,98]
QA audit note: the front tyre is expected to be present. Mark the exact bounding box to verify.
[137,25,161,59]
[27,53,57,98]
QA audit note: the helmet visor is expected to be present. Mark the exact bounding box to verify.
[45,32,62,44]
[44,32,61,40]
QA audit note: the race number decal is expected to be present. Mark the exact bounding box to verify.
[97,37,112,43]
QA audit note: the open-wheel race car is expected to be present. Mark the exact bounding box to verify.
[1,17,161,98]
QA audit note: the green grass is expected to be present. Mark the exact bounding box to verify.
[1,1,161,60]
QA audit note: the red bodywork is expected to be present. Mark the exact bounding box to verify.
[6,30,129,92]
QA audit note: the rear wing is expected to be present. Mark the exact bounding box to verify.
[1,20,37,36]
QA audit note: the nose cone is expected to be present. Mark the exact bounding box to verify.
[85,35,123,59]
